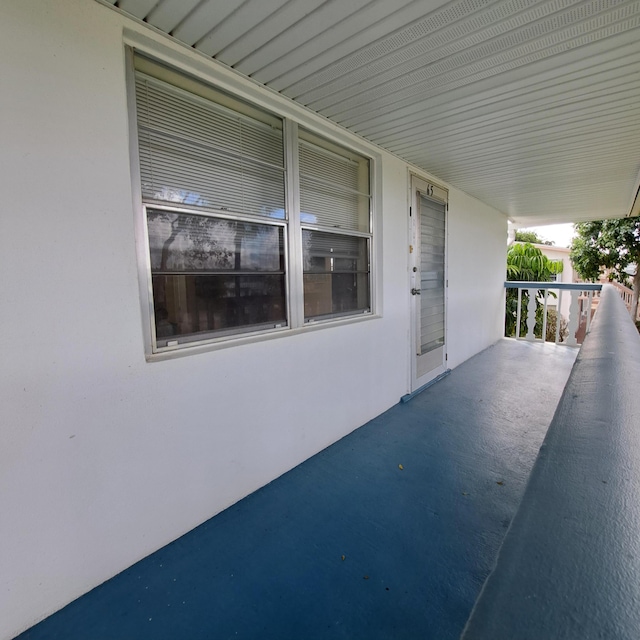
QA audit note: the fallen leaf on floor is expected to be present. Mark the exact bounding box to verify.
[398,464,404,470]
[496,481,504,486]
[341,555,346,561]
[462,492,469,496]
[363,575,370,580]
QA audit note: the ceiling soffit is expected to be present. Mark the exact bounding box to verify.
[104,0,640,225]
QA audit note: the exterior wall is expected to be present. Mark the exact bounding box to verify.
[535,245,575,283]
[0,1,506,637]
[447,191,508,368]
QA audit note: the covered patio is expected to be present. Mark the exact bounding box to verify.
[3,1,640,638]
[17,338,577,639]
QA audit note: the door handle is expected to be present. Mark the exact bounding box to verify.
[411,288,421,295]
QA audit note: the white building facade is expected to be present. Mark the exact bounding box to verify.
[0,1,507,637]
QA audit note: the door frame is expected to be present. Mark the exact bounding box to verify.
[409,174,449,393]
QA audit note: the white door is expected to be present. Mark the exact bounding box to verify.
[410,176,447,391]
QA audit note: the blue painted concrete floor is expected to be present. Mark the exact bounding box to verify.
[18,339,577,640]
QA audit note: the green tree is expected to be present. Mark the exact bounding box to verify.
[570,218,640,319]
[514,230,554,245]
[506,243,564,338]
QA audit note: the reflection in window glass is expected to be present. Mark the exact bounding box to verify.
[302,230,370,320]
[147,209,286,344]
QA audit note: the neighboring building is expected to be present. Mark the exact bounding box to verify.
[533,243,577,323]
[531,243,610,342]
[535,244,639,326]
[535,244,576,284]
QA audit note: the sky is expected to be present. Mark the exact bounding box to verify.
[518,223,576,248]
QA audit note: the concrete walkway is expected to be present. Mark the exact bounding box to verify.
[17,339,577,640]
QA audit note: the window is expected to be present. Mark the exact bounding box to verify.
[131,54,373,353]
[147,211,287,347]
[299,129,371,321]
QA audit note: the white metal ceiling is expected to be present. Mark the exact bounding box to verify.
[102,0,640,225]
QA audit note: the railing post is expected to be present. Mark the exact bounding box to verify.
[541,289,549,343]
[555,289,563,343]
[526,288,537,340]
[585,291,594,334]
[565,289,579,347]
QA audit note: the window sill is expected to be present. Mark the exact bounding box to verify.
[145,312,381,362]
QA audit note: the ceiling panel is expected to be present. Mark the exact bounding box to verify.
[170,1,244,45]
[300,0,636,111]
[145,0,202,33]
[367,65,640,143]
[101,0,640,225]
[214,0,327,67]
[269,0,447,92]
[195,0,292,56]
[239,0,380,80]
[116,0,157,14]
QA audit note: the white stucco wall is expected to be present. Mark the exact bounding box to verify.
[0,1,506,637]
[447,190,507,368]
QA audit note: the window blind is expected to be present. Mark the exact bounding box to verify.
[135,73,285,220]
[298,130,371,233]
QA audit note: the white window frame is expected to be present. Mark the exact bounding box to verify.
[125,47,378,360]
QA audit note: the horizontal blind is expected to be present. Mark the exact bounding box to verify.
[302,230,369,272]
[298,131,371,233]
[135,73,285,219]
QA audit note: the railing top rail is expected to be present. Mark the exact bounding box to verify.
[610,280,634,294]
[504,281,602,291]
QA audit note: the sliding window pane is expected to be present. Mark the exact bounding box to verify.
[152,274,286,345]
[147,209,286,343]
[302,230,370,320]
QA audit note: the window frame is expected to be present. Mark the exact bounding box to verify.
[298,126,373,323]
[125,46,378,360]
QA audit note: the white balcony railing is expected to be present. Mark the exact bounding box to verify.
[505,282,603,346]
[607,280,640,320]
[466,286,640,640]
